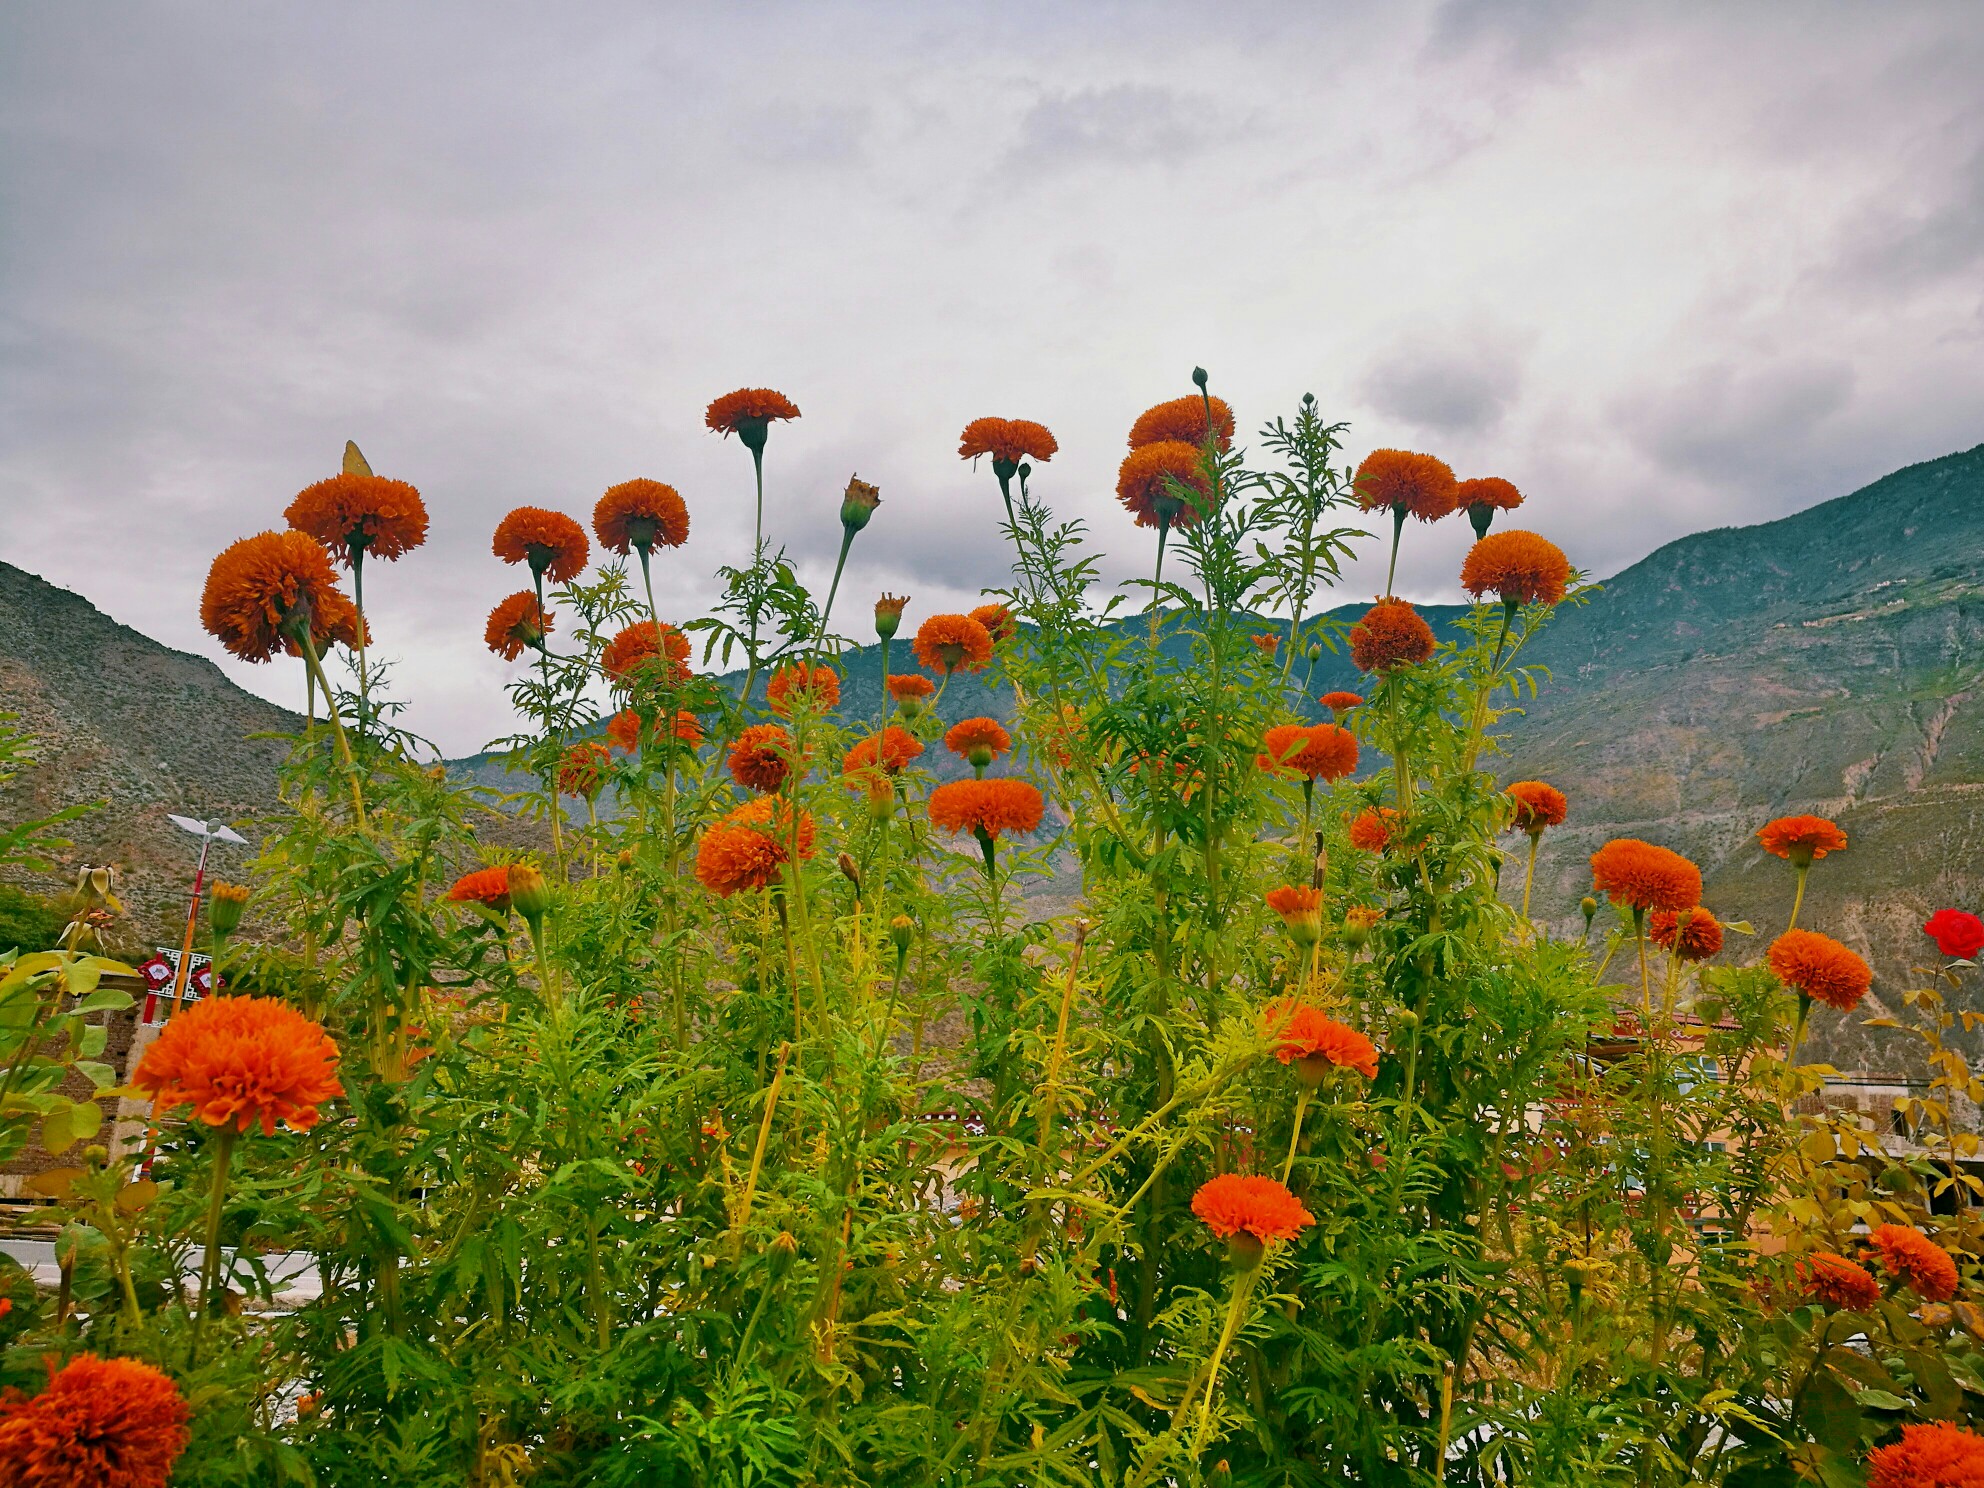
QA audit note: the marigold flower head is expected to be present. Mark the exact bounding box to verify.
[485,591,552,660]
[1866,1224,1960,1302]
[694,796,816,896]
[1458,476,1524,514]
[1650,906,1724,962]
[945,716,1013,765]
[1590,839,1702,914]
[1318,690,1364,716]
[875,593,910,640]
[970,603,1016,644]
[300,588,369,655]
[605,707,702,753]
[1768,928,1872,1012]
[1348,598,1436,673]
[1348,807,1400,853]
[705,387,801,437]
[1342,904,1383,944]
[1264,885,1323,945]
[593,479,690,555]
[0,1352,190,1488]
[1460,530,1571,608]
[1796,1251,1881,1312]
[958,417,1059,465]
[601,620,692,687]
[1191,1173,1315,1249]
[1506,781,1569,834]
[557,741,612,800]
[1116,440,1213,530]
[132,994,343,1136]
[1925,909,1984,960]
[1757,814,1848,866]
[1257,723,1359,782]
[887,673,936,702]
[1127,394,1235,454]
[927,778,1045,840]
[912,614,995,675]
[766,662,841,715]
[1251,633,1279,655]
[843,726,923,779]
[448,865,513,911]
[285,472,428,564]
[729,723,801,793]
[1039,704,1086,772]
[200,531,352,664]
[1355,449,1459,522]
[1262,999,1379,1079]
[1867,1421,1984,1488]
[492,506,589,583]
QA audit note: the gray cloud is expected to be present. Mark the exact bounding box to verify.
[2,1,1981,754]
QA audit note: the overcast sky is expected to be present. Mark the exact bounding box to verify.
[3,2,1981,756]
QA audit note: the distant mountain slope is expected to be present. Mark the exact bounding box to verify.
[6,445,1983,1068]
[0,560,294,928]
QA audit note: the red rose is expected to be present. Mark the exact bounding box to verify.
[1925,908,1984,959]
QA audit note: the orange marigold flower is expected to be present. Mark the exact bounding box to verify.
[1319,690,1364,716]
[1457,475,1523,514]
[887,673,936,702]
[1757,814,1848,866]
[728,723,800,793]
[285,472,428,564]
[1590,839,1702,914]
[1127,394,1235,454]
[843,727,924,778]
[605,708,702,753]
[484,591,551,660]
[1650,906,1724,962]
[0,1352,190,1488]
[557,741,612,799]
[1354,449,1459,522]
[958,417,1059,465]
[1348,807,1400,853]
[199,531,352,664]
[1506,781,1569,833]
[1264,885,1323,945]
[945,717,1013,764]
[927,778,1045,840]
[912,614,995,675]
[448,865,513,911]
[601,620,692,687]
[1867,1421,1984,1488]
[593,479,690,555]
[278,586,368,660]
[694,796,816,896]
[1797,1251,1881,1311]
[1866,1224,1960,1302]
[705,387,801,436]
[1251,633,1279,655]
[1262,999,1380,1079]
[1768,928,1873,1012]
[766,662,841,714]
[132,994,343,1136]
[970,603,1016,644]
[1460,530,1571,608]
[1116,440,1213,530]
[1039,704,1086,772]
[1258,723,1359,782]
[1191,1173,1315,1247]
[1343,905,1383,943]
[1348,598,1436,673]
[492,506,589,583]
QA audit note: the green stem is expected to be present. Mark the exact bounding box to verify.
[1190,1267,1259,1453]
[1281,1087,1313,1184]
[194,1126,239,1351]
[350,545,370,730]
[1385,505,1406,597]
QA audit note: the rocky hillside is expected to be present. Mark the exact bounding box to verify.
[5,443,1982,1068]
[0,560,294,934]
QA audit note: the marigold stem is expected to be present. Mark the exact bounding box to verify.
[194,1125,239,1355]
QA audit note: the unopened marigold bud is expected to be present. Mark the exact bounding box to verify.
[1580,895,1599,930]
[209,881,250,938]
[840,475,881,533]
[508,863,551,927]
[890,915,915,957]
[837,852,861,892]
[875,593,908,641]
[617,849,634,871]
[1192,366,1210,391]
